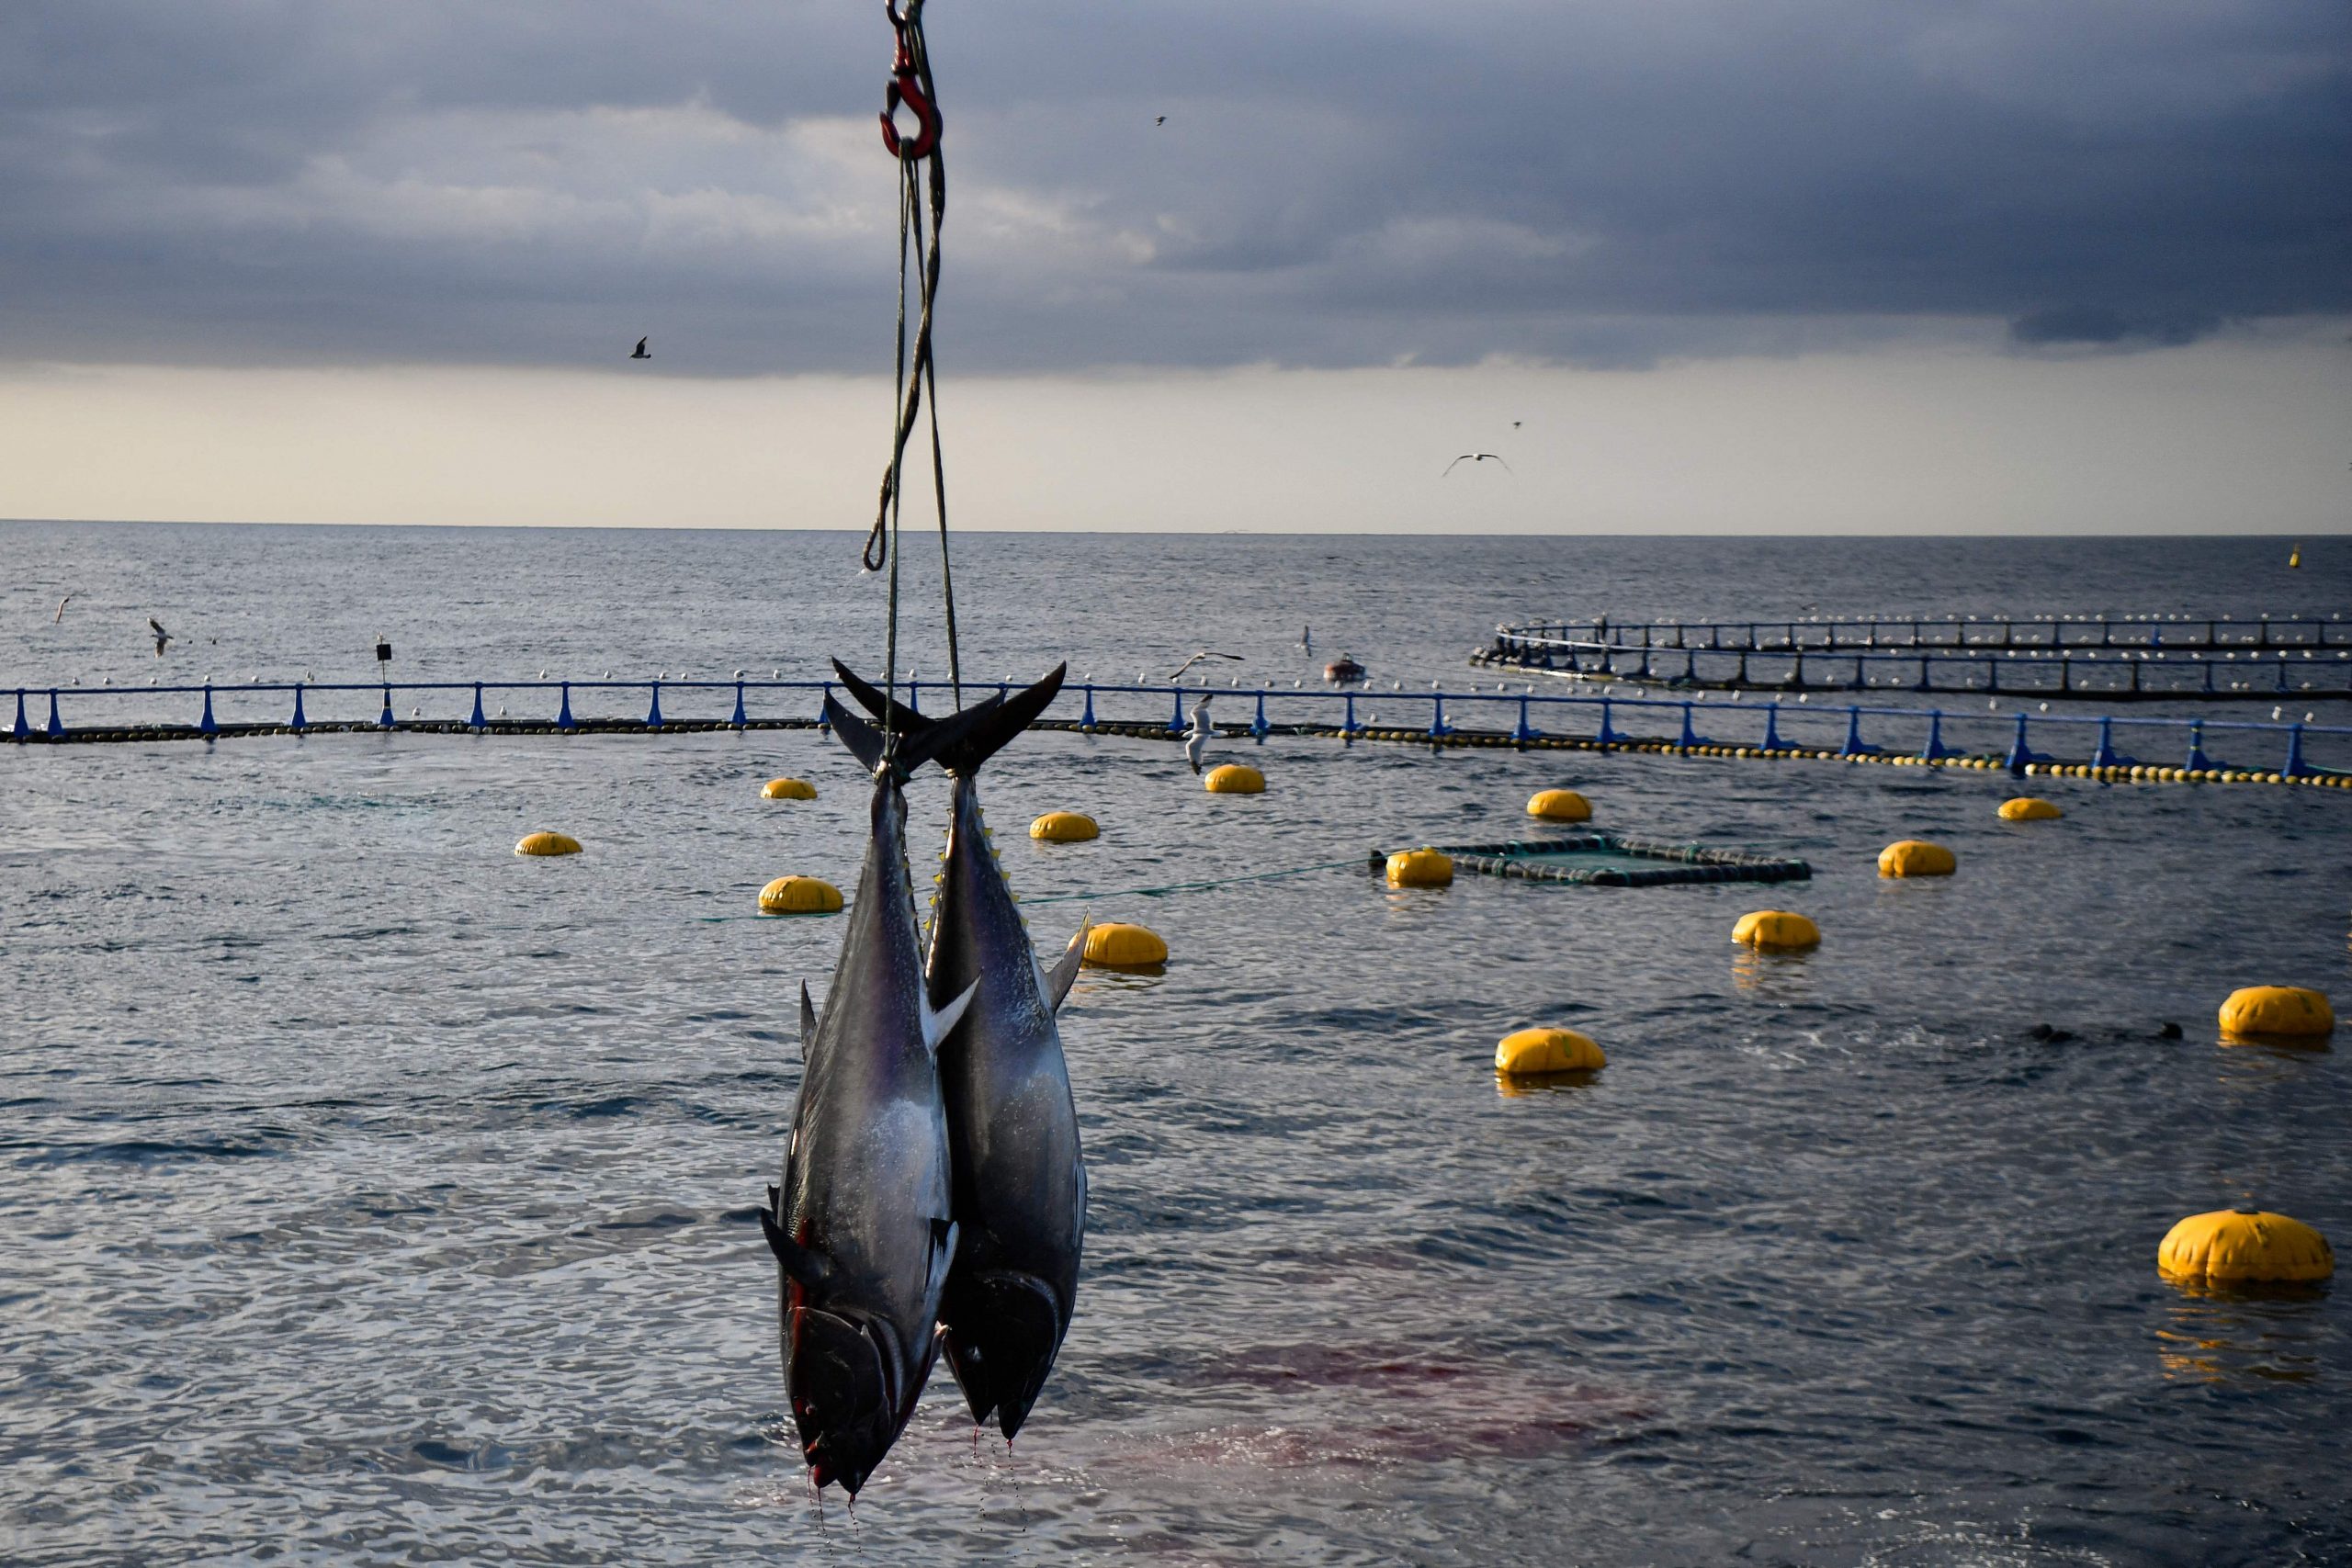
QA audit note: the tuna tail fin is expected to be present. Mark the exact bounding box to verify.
[1046,916,1089,1012]
[834,660,1068,777]
[825,694,886,772]
[823,688,1007,779]
[758,1210,833,1289]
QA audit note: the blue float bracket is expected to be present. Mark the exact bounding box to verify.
[2283,723,2314,778]
[558,682,576,731]
[48,690,68,739]
[1168,687,1186,735]
[1080,684,1097,728]
[816,682,832,732]
[1678,702,1712,750]
[731,681,748,728]
[645,681,664,728]
[377,685,394,729]
[907,680,922,716]
[1343,693,1361,738]
[2184,721,2216,772]
[1596,698,1625,750]
[1251,691,1270,741]
[469,683,488,729]
[290,683,308,731]
[1428,694,1452,739]
[1918,710,1959,761]
[1762,701,1786,751]
[2003,713,2048,774]
[1514,694,1538,745]
[199,686,219,736]
[11,690,28,740]
[2089,716,2134,769]
[1839,706,1877,756]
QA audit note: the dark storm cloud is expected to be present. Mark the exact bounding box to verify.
[0,0,2344,374]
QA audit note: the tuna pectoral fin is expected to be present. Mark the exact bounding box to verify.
[922,978,980,1055]
[834,660,1068,777]
[1047,918,1090,1012]
[799,982,818,1053]
[759,1210,833,1289]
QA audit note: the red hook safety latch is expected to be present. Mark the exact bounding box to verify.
[879,32,939,160]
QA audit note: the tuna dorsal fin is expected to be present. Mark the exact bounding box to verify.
[758,1210,833,1289]
[1047,917,1090,1012]
[765,1183,780,1212]
[799,981,818,1052]
[835,661,1067,777]
[922,977,980,1055]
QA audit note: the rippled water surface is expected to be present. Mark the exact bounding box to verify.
[4,524,2348,1565]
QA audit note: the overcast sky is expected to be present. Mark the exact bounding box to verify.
[2,0,2346,530]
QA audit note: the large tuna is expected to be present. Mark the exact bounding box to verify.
[835,660,1088,1440]
[762,690,1003,1495]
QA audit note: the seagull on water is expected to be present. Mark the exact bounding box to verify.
[630,336,650,360]
[149,617,172,656]
[1442,452,1511,476]
[1182,694,1215,774]
[1168,649,1244,682]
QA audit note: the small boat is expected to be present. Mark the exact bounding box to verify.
[1324,655,1366,684]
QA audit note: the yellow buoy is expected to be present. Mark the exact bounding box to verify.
[1204,763,1265,795]
[2218,986,2335,1039]
[1998,796,2063,821]
[759,876,843,915]
[515,831,582,857]
[1083,921,1168,967]
[1495,1027,1606,1076]
[1030,811,1100,842]
[1733,910,1820,950]
[1878,840,1956,877]
[761,777,817,800]
[2158,1209,2333,1285]
[1526,788,1592,822]
[1385,847,1453,887]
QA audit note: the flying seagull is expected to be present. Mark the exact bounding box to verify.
[1155,116,1166,126]
[53,592,78,624]
[1442,452,1512,476]
[149,617,172,656]
[630,337,650,360]
[1168,649,1244,682]
[1182,694,1215,774]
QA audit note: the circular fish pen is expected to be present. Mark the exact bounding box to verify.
[1475,613,2352,702]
